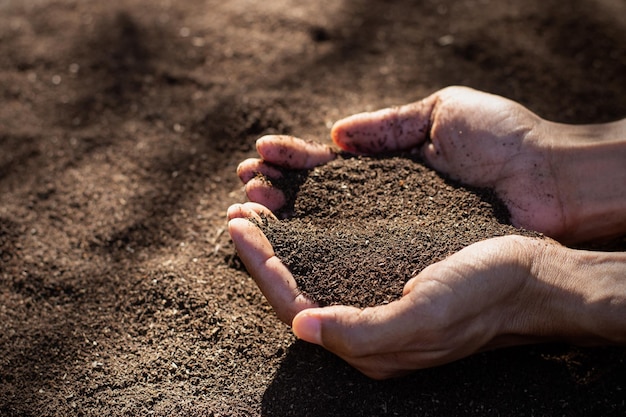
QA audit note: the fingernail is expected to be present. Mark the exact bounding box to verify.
[293,314,322,345]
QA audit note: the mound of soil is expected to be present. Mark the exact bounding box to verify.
[262,153,540,307]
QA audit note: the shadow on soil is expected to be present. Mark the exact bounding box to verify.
[258,2,626,415]
[2,0,625,415]
[263,341,626,417]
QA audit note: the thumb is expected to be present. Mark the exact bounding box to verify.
[330,93,437,154]
[292,301,416,357]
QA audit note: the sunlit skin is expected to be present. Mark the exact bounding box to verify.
[228,86,626,379]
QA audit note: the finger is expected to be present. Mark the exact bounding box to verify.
[256,135,337,169]
[244,177,287,211]
[237,158,283,184]
[330,93,438,154]
[292,298,463,377]
[292,296,422,358]
[228,218,317,323]
[226,202,278,222]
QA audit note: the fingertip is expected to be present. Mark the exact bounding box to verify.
[227,216,251,241]
[227,202,278,222]
[330,116,360,153]
[255,135,290,161]
[292,310,323,345]
[237,158,282,184]
[255,135,276,153]
[236,158,257,182]
[243,202,278,220]
[293,305,365,350]
[227,216,275,265]
[226,203,244,220]
[244,178,287,211]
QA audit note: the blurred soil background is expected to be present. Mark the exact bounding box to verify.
[1,0,625,416]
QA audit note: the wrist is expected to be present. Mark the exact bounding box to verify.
[543,119,626,243]
[527,240,626,345]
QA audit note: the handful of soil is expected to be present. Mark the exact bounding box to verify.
[259,153,539,308]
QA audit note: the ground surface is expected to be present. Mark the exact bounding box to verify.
[1,1,625,416]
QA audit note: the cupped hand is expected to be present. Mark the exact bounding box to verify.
[238,86,569,239]
[229,87,626,378]
[228,202,557,379]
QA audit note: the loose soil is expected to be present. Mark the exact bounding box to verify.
[1,1,625,416]
[262,153,541,307]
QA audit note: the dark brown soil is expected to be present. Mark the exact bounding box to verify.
[1,1,625,416]
[262,153,541,307]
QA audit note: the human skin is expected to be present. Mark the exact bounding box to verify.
[239,86,626,244]
[229,86,626,378]
[228,204,626,379]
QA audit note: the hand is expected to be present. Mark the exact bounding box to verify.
[239,86,559,233]
[238,86,626,243]
[227,203,544,378]
[228,203,626,379]
[228,86,626,378]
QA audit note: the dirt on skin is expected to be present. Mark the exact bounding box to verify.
[1,1,625,416]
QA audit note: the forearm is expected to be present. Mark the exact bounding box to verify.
[532,241,626,345]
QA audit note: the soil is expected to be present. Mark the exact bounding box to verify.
[1,1,625,416]
[262,153,541,307]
